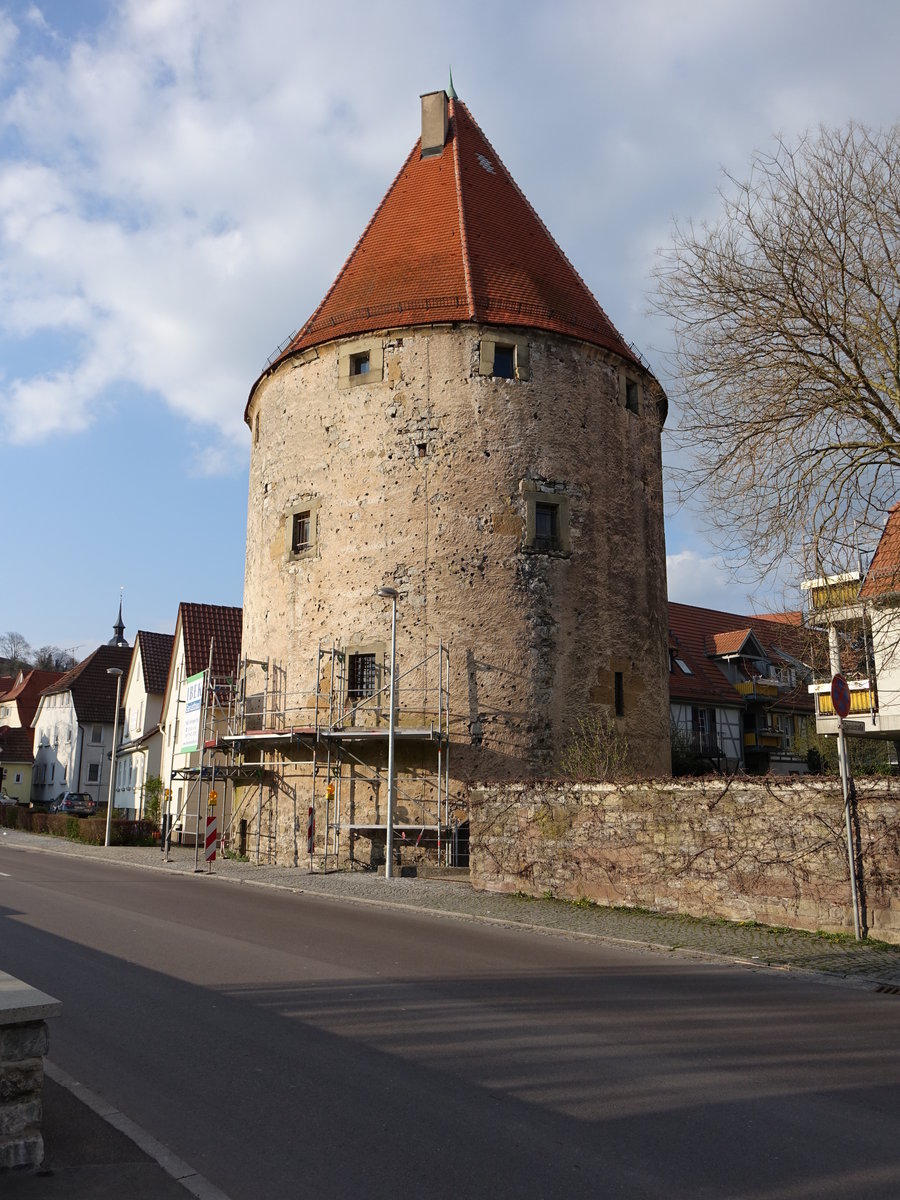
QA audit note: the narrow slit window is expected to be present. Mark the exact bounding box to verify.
[614,671,625,717]
[291,510,312,554]
[625,379,640,413]
[534,501,560,550]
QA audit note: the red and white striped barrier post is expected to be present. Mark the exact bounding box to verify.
[205,789,218,870]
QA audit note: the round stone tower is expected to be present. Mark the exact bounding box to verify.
[239,89,669,865]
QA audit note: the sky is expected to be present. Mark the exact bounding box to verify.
[2,0,900,655]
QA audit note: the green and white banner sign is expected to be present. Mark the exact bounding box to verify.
[180,672,205,754]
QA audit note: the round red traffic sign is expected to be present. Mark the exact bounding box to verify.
[831,673,852,719]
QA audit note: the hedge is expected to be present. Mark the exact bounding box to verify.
[0,805,154,846]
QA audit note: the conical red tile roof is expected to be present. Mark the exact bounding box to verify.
[250,97,642,412]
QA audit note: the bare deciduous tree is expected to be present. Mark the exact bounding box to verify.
[655,122,900,582]
[32,645,76,671]
[0,632,32,672]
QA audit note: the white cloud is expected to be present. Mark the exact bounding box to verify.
[1,0,900,477]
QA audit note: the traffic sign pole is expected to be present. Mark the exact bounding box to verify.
[831,674,862,940]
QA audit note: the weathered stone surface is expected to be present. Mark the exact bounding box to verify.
[0,1129,43,1170]
[0,1022,48,1064]
[0,1060,42,1104]
[471,778,900,943]
[241,325,670,866]
[0,1097,41,1137]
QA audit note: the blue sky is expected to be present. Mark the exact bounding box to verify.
[2,0,900,653]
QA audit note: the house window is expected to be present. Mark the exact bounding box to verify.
[91,725,102,744]
[348,653,377,704]
[534,502,560,550]
[340,340,384,389]
[87,763,100,783]
[478,335,530,381]
[14,772,22,785]
[614,672,625,718]
[493,344,515,379]
[286,499,320,561]
[523,487,570,553]
[292,510,312,554]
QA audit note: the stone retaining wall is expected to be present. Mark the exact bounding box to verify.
[0,974,61,1171]
[469,778,900,943]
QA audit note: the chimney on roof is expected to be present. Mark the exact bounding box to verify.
[420,90,449,159]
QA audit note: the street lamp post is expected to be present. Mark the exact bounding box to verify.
[105,667,124,848]
[375,587,399,879]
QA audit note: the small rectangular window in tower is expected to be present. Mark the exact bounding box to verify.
[350,351,370,377]
[348,653,377,703]
[291,510,312,554]
[614,672,625,717]
[534,501,560,550]
[625,379,640,414]
[493,344,515,379]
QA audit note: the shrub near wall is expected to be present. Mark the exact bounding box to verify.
[470,778,900,943]
[0,806,154,846]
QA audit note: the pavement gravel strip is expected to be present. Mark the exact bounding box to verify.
[3,827,900,989]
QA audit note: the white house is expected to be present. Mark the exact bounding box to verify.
[31,644,133,807]
[807,503,900,755]
[112,630,174,818]
[159,603,242,844]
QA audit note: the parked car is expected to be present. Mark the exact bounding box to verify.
[50,792,98,817]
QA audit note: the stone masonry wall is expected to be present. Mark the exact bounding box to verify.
[0,1020,49,1170]
[241,321,670,864]
[470,778,900,943]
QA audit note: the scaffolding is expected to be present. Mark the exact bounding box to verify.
[191,640,454,869]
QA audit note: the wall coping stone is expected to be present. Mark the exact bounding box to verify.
[0,972,62,1026]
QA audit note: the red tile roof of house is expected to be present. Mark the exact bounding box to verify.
[860,504,900,600]
[0,724,35,765]
[249,96,655,415]
[668,602,817,713]
[39,644,133,725]
[0,675,14,695]
[2,669,66,729]
[178,604,243,679]
[135,631,175,696]
[709,629,754,657]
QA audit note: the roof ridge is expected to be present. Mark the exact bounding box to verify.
[291,138,423,353]
[453,100,634,359]
[449,101,475,319]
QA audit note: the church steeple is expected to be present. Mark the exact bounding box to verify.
[108,591,129,648]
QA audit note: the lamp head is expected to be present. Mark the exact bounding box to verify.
[375,587,399,600]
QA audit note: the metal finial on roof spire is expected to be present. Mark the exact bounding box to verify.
[447,68,457,100]
[108,587,129,648]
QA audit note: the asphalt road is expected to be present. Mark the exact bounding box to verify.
[3,842,900,1199]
